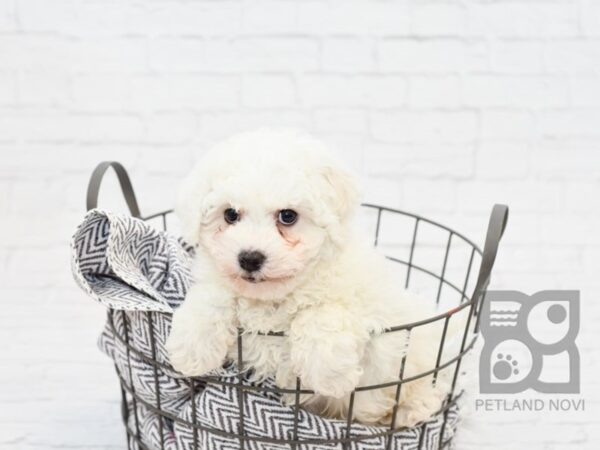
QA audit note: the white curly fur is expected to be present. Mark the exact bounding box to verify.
[167,129,460,427]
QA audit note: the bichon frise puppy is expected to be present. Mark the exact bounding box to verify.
[167,129,453,427]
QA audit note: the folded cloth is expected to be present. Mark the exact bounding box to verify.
[72,210,193,416]
[71,210,460,450]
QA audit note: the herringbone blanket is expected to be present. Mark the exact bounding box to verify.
[71,210,460,450]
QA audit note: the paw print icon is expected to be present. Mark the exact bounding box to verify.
[493,353,520,380]
[479,290,580,394]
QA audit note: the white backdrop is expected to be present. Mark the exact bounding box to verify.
[0,0,598,449]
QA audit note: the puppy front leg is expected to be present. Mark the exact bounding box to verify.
[289,306,369,398]
[166,284,236,376]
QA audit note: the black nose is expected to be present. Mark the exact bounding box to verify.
[238,250,266,272]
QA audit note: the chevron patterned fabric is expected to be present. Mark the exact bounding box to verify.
[72,210,460,450]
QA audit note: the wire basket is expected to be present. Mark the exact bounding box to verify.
[85,161,508,450]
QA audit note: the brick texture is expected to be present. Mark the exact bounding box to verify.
[0,1,598,449]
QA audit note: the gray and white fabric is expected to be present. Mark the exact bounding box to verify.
[72,209,460,450]
[174,366,459,450]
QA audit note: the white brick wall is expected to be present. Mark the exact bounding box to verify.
[0,0,598,449]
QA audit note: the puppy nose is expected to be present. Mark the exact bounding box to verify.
[238,250,266,272]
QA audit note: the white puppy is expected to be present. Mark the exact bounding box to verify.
[167,129,453,427]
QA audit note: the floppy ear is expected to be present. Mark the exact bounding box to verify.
[321,164,361,222]
[175,164,213,246]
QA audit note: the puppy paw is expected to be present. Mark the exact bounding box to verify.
[290,338,364,398]
[305,364,363,398]
[393,403,435,428]
[167,334,228,376]
[392,387,445,428]
[166,317,233,376]
[166,284,236,377]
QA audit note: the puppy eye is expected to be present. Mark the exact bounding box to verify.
[224,208,240,224]
[278,209,298,226]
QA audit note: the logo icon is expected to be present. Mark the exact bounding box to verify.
[479,290,580,394]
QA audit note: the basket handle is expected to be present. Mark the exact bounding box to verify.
[86,161,141,218]
[472,203,509,301]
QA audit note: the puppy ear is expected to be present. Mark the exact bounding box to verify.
[175,164,212,246]
[321,164,361,222]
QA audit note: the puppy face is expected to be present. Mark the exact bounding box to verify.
[177,130,359,301]
[197,186,328,300]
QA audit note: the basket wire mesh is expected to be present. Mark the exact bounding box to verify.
[86,161,508,450]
